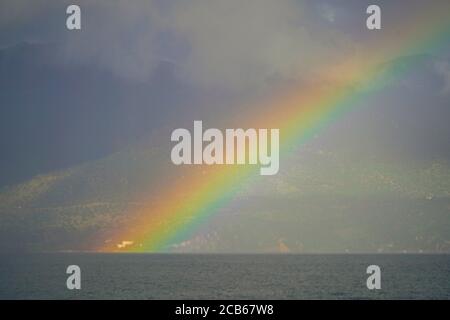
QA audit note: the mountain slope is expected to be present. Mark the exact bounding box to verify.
[0,142,449,253]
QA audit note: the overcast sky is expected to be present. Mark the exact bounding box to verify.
[0,0,449,186]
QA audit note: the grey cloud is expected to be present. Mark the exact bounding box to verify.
[1,0,358,90]
[58,1,165,80]
[434,60,450,95]
[171,0,357,91]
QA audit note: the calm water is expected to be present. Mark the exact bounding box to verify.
[0,254,449,299]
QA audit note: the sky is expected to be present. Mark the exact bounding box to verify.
[0,0,449,252]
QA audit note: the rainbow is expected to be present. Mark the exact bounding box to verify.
[98,5,450,252]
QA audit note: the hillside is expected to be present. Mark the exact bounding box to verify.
[1,140,449,253]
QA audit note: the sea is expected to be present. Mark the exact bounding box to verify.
[0,253,449,299]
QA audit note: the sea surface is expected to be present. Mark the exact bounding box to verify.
[0,253,449,299]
